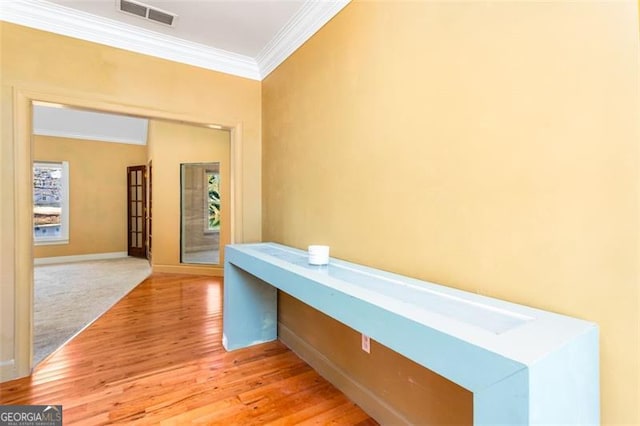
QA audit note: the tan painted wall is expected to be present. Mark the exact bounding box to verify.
[263,1,639,424]
[0,22,261,378]
[279,292,473,424]
[147,120,230,273]
[33,136,147,258]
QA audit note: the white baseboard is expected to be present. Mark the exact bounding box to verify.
[34,251,128,265]
[278,323,409,426]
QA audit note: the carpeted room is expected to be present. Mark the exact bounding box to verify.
[30,112,152,365]
[33,257,150,365]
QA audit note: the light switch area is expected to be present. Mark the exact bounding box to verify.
[361,333,371,353]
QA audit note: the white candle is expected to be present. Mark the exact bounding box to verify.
[308,245,330,265]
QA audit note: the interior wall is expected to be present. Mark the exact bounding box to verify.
[33,136,147,258]
[262,1,639,424]
[0,21,261,379]
[146,120,230,274]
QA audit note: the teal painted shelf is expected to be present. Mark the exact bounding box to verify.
[223,243,598,425]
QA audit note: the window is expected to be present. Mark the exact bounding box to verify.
[33,161,69,245]
[206,170,221,232]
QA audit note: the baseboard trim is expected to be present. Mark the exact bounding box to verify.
[278,323,409,425]
[152,264,223,277]
[34,251,128,265]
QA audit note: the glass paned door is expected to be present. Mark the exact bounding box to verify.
[127,165,147,258]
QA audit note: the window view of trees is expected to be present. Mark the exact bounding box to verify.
[207,172,220,231]
[33,162,64,240]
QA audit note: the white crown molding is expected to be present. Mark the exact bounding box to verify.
[256,0,351,79]
[0,0,350,81]
[0,0,261,80]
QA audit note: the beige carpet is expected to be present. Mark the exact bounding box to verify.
[34,257,151,365]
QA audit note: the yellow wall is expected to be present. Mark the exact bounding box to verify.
[263,1,639,424]
[33,136,147,258]
[0,22,261,378]
[147,120,230,274]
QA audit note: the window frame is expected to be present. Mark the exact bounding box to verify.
[33,160,70,246]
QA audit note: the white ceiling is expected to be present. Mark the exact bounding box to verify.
[46,0,306,58]
[33,103,149,145]
[0,0,350,80]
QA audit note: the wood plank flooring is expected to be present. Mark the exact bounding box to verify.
[0,273,377,425]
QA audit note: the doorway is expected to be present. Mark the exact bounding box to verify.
[180,162,220,264]
[11,94,240,376]
[147,119,231,269]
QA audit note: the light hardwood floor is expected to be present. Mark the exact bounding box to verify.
[0,273,377,425]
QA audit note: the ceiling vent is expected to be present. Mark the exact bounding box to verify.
[118,0,177,27]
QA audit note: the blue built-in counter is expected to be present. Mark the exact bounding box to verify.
[223,243,599,425]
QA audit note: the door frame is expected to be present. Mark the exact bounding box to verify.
[7,86,244,380]
[147,160,153,263]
